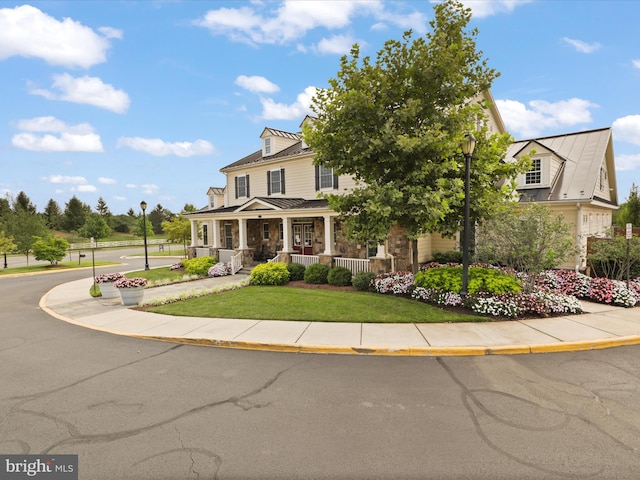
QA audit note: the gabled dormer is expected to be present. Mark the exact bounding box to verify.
[514,141,565,190]
[206,187,225,209]
[260,127,300,157]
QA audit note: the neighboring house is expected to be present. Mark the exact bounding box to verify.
[185,95,618,274]
[505,127,618,270]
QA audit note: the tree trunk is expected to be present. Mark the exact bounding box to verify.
[411,238,419,274]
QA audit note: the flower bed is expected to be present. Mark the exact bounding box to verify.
[208,263,231,277]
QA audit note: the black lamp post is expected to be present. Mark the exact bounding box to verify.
[140,200,150,271]
[460,133,476,297]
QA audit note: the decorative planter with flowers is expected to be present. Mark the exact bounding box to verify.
[114,277,148,306]
[95,272,126,299]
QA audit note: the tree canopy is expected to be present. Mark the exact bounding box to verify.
[303,0,527,271]
[78,213,112,241]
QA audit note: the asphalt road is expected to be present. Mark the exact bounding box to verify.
[2,250,640,479]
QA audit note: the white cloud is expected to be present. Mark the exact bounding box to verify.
[76,184,97,193]
[194,1,424,47]
[126,184,137,189]
[613,115,640,146]
[496,98,598,138]
[615,154,640,171]
[98,26,123,40]
[461,0,533,18]
[633,59,640,69]
[260,86,317,120]
[562,37,601,54]
[12,116,103,152]
[30,74,130,113]
[315,34,359,55]
[45,175,88,184]
[117,137,216,157]
[98,177,117,184]
[0,4,116,68]
[141,184,159,195]
[235,75,280,94]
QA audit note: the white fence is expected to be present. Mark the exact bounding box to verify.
[70,239,166,250]
[291,254,319,267]
[334,257,370,275]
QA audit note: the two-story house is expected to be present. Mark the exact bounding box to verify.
[185,92,507,274]
[506,127,618,270]
[185,95,619,274]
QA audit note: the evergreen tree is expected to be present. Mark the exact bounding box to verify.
[43,199,63,230]
[616,183,640,227]
[61,195,92,232]
[96,196,111,216]
[149,203,173,234]
[13,191,36,214]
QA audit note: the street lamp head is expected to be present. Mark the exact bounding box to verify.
[140,200,147,212]
[461,133,477,156]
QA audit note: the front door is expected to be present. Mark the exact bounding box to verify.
[293,224,314,255]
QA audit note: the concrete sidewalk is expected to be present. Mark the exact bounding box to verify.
[40,275,640,356]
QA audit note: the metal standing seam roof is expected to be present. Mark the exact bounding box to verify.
[186,197,329,216]
[505,127,614,203]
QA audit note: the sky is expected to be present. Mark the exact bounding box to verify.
[1,0,640,215]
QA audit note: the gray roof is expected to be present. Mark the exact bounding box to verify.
[186,197,329,216]
[505,127,617,205]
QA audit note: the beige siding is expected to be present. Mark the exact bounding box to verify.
[225,154,359,208]
[416,235,432,263]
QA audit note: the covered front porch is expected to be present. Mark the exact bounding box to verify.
[185,199,395,275]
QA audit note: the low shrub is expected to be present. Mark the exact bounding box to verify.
[287,262,306,281]
[250,262,290,286]
[352,271,376,292]
[431,250,463,264]
[182,256,217,276]
[304,263,330,284]
[328,266,353,286]
[414,266,521,295]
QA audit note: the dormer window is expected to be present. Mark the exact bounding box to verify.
[525,158,542,185]
[264,138,271,155]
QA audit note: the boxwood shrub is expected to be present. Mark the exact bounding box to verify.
[352,271,376,292]
[328,266,353,286]
[250,262,290,286]
[287,262,306,281]
[414,266,521,295]
[182,256,217,276]
[304,263,330,284]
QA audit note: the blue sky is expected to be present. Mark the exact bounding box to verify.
[1,0,640,215]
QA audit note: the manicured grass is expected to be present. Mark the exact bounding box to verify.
[125,266,190,283]
[0,260,117,276]
[147,286,487,323]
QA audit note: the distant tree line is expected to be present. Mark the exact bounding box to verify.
[0,191,197,266]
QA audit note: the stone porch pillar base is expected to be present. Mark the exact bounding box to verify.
[318,254,336,268]
[369,257,391,275]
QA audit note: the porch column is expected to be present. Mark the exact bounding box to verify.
[282,217,292,252]
[375,243,386,258]
[238,218,248,249]
[212,219,221,248]
[190,219,199,247]
[323,215,335,255]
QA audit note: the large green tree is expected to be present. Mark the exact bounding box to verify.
[61,195,92,232]
[0,230,17,268]
[304,0,526,272]
[43,198,63,230]
[32,236,70,265]
[13,191,37,214]
[162,216,191,257]
[614,183,640,227]
[4,208,48,264]
[148,203,173,235]
[78,213,112,241]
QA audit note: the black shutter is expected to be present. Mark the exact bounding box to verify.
[315,165,320,191]
[267,171,271,196]
[246,174,250,198]
[281,168,285,194]
[333,173,339,189]
[234,176,238,199]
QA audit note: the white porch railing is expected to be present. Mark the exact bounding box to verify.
[268,254,281,263]
[335,257,370,275]
[231,251,243,274]
[291,254,319,267]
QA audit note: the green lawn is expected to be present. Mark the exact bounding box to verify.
[146,286,487,323]
[0,260,117,276]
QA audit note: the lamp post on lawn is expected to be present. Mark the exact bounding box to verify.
[140,200,150,271]
[460,133,476,297]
